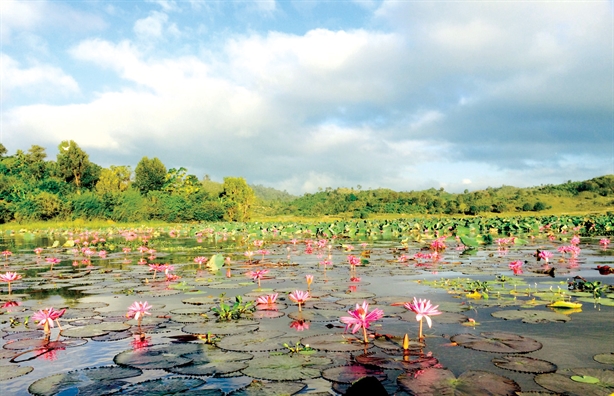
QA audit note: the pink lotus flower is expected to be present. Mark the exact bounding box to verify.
[305,274,314,290]
[32,307,66,333]
[570,235,580,245]
[253,240,264,248]
[290,320,310,332]
[538,250,553,262]
[288,290,310,312]
[148,263,166,279]
[600,238,610,248]
[430,237,446,252]
[340,301,384,343]
[34,247,44,256]
[126,301,152,326]
[45,257,61,270]
[347,255,361,268]
[404,297,442,340]
[247,269,269,288]
[194,256,208,268]
[509,260,523,275]
[2,250,12,259]
[0,271,22,294]
[256,293,278,305]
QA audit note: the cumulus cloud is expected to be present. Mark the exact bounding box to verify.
[3,1,611,194]
[0,53,79,100]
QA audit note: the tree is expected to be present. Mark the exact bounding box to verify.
[96,165,131,195]
[163,167,200,195]
[134,157,166,195]
[220,177,255,221]
[56,140,91,191]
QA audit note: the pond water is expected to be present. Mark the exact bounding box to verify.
[0,228,613,395]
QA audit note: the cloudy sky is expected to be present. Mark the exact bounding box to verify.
[2,0,612,195]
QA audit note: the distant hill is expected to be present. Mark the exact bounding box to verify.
[250,184,296,202]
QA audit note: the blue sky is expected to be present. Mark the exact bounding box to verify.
[2,0,612,195]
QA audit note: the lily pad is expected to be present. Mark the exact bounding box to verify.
[119,377,205,395]
[28,365,142,396]
[61,322,131,338]
[322,364,387,384]
[451,332,542,353]
[398,368,521,396]
[217,330,297,352]
[301,333,374,352]
[165,345,252,376]
[0,364,33,381]
[229,381,306,396]
[492,356,557,373]
[355,353,440,370]
[182,320,259,336]
[114,343,199,369]
[491,310,570,324]
[594,353,614,364]
[288,309,345,322]
[535,368,614,395]
[242,354,331,381]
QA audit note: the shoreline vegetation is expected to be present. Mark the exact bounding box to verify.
[0,140,612,226]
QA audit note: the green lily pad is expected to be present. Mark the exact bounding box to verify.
[217,330,297,352]
[61,322,131,338]
[0,364,33,381]
[322,364,387,384]
[491,310,570,324]
[398,368,521,396]
[165,345,252,376]
[451,332,542,353]
[492,356,557,373]
[242,354,331,381]
[535,368,614,395]
[114,343,199,369]
[119,377,206,395]
[28,365,142,396]
[288,309,345,322]
[301,333,374,352]
[594,353,614,364]
[229,381,306,396]
[182,319,259,336]
[355,353,439,370]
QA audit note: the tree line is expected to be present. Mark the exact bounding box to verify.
[0,141,612,223]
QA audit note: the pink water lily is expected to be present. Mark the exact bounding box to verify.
[256,293,278,305]
[509,260,523,275]
[538,250,553,262]
[340,301,384,344]
[247,269,269,288]
[0,271,22,294]
[288,290,309,312]
[600,238,610,248]
[305,274,314,290]
[32,307,66,333]
[404,297,442,340]
[126,301,153,326]
[194,256,208,268]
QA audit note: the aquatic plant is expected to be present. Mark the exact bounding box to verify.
[0,271,22,294]
[404,297,441,341]
[32,307,66,334]
[126,301,152,327]
[288,290,309,312]
[340,300,384,344]
[212,295,255,321]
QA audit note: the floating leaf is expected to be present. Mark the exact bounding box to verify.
[242,354,331,381]
[398,368,521,396]
[182,320,259,336]
[217,330,297,352]
[547,301,582,309]
[61,322,131,338]
[594,353,614,365]
[451,332,542,353]
[229,381,306,396]
[119,377,205,395]
[0,364,33,381]
[571,375,600,383]
[114,343,199,369]
[322,364,387,384]
[491,310,570,324]
[535,368,614,395]
[492,356,557,373]
[208,254,225,271]
[301,333,374,352]
[165,345,252,376]
[28,366,142,396]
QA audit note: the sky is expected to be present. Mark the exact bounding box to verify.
[1,0,613,195]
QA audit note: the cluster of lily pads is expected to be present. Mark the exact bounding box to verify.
[0,220,613,395]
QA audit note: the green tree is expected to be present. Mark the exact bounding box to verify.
[134,157,166,195]
[96,165,131,195]
[163,167,200,195]
[55,140,92,191]
[221,177,255,221]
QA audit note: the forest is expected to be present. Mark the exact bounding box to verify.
[0,140,612,224]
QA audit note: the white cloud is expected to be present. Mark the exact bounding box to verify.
[134,11,168,39]
[0,53,79,98]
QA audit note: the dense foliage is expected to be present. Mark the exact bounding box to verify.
[0,141,612,224]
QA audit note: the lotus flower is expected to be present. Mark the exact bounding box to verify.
[340,301,384,343]
[404,297,442,340]
[0,271,22,294]
[126,301,153,326]
[289,290,309,312]
[247,269,269,288]
[32,307,66,333]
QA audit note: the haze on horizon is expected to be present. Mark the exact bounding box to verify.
[2,0,612,195]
